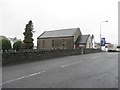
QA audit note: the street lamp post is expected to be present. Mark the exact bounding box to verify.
[100,20,108,49]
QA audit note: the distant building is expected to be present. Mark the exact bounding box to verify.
[94,43,101,49]
[37,28,94,49]
[94,42,118,51]
[9,37,21,47]
[9,37,20,43]
[0,35,21,48]
[107,43,117,51]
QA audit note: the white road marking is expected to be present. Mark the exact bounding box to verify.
[61,55,102,68]
[60,64,70,67]
[60,61,81,68]
[0,70,46,85]
[90,56,101,59]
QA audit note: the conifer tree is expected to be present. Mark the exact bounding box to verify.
[23,20,34,49]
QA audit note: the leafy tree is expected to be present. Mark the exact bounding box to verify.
[0,39,11,51]
[13,41,22,51]
[23,20,34,49]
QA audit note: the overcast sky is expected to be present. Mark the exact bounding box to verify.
[1,0,119,46]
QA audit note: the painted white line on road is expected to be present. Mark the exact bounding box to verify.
[90,56,101,59]
[61,55,101,68]
[60,61,81,68]
[0,70,46,85]
[60,64,70,67]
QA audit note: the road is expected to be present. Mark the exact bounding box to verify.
[2,52,118,88]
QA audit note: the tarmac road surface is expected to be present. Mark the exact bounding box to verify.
[2,52,118,88]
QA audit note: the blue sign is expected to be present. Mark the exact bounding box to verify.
[101,38,106,46]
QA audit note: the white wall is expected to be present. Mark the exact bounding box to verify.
[86,36,93,48]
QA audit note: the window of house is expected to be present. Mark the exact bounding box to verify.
[63,39,65,47]
[43,40,45,46]
[52,40,54,46]
[63,39,65,42]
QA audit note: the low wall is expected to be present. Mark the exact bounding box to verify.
[2,48,102,66]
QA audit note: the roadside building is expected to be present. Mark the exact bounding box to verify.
[37,28,82,49]
[75,34,93,49]
[0,35,21,48]
[107,43,117,51]
[94,43,101,49]
[9,37,21,47]
[37,28,94,49]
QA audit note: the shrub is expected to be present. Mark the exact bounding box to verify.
[13,41,22,51]
[0,39,12,51]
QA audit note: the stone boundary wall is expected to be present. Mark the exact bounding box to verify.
[2,48,102,66]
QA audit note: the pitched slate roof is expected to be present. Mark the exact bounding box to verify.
[38,28,81,39]
[75,35,90,44]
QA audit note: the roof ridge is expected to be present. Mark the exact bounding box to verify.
[82,34,90,36]
[45,27,79,32]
